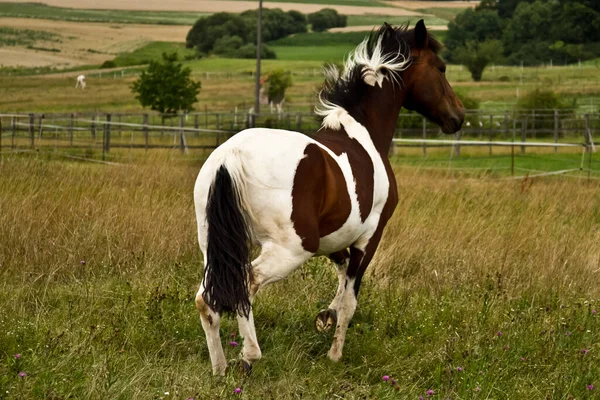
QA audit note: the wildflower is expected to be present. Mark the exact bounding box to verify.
[582,349,589,354]
[457,367,463,372]
[479,371,483,375]
[592,309,597,315]
[234,388,242,394]
[382,375,390,382]
[186,398,194,400]
[14,354,21,359]
[427,389,435,395]
[566,331,572,336]
[18,372,27,378]
[503,345,509,351]
[588,385,594,391]
[230,333,236,339]
[521,357,525,361]
[419,396,424,400]
[229,341,238,347]
[497,331,502,337]
[391,379,397,385]
[80,260,86,265]
[164,392,169,396]
[474,387,481,392]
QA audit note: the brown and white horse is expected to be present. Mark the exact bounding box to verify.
[194,20,464,375]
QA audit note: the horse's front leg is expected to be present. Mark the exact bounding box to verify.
[315,249,350,332]
[327,233,382,362]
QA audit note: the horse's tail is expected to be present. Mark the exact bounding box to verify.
[202,159,253,318]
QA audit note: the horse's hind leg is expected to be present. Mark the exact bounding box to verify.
[195,278,227,375]
[236,241,313,371]
[315,249,350,332]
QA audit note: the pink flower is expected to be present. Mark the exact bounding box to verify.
[80,260,86,265]
[229,341,238,347]
[391,379,397,385]
[230,333,236,339]
[18,372,27,378]
[14,354,21,359]
[234,387,242,394]
[382,375,390,382]
[457,367,463,372]
[426,389,434,395]
[474,387,481,392]
[497,331,502,336]
[521,357,525,361]
[588,385,594,391]
[582,349,589,354]
[592,309,597,315]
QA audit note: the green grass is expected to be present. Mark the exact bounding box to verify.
[347,14,449,28]
[0,2,210,25]
[109,42,197,68]
[416,7,468,22]
[270,45,354,61]
[233,0,391,6]
[0,26,60,47]
[1,154,600,398]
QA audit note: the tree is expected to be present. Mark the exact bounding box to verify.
[455,40,504,81]
[131,52,201,115]
[265,69,292,102]
[308,8,347,32]
[444,8,504,62]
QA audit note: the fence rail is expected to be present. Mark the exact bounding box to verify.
[0,110,597,159]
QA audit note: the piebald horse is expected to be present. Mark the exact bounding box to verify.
[194,20,464,375]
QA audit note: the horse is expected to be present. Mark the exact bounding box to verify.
[193,20,464,376]
[75,75,86,90]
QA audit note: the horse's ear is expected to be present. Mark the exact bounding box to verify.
[415,19,428,48]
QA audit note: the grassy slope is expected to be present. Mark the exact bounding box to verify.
[110,42,196,68]
[0,154,599,398]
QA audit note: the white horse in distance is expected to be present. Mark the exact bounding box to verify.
[75,75,86,90]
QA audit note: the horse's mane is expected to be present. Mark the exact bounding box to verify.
[315,23,441,130]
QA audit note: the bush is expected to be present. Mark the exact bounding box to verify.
[308,8,347,32]
[455,39,504,81]
[100,60,116,69]
[238,43,276,59]
[515,89,576,135]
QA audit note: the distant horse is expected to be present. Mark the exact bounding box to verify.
[194,20,464,375]
[75,75,86,90]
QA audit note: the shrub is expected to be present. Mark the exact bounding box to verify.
[100,60,116,69]
[308,8,347,32]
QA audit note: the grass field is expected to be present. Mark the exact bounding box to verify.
[1,153,599,398]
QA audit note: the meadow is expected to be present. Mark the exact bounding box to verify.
[0,152,599,399]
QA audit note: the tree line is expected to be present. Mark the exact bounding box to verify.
[185,8,346,59]
[445,0,600,81]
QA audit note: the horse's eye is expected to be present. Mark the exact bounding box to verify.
[439,65,446,74]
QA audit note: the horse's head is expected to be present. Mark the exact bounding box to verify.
[400,20,464,134]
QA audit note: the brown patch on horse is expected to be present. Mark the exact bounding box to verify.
[291,143,352,253]
[312,128,375,222]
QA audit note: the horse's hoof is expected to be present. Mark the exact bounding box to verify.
[241,360,253,376]
[315,309,337,332]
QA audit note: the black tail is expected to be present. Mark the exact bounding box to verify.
[203,165,252,318]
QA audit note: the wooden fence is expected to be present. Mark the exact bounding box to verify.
[0,110,597,157]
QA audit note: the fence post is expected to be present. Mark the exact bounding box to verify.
[143,114,149,152]
[488,114,493,155]
[422,117,427,157]
[296,113,302,132]
[521,117,527,154]
[105,113,111,153]
[585,114,591,153]
[69,113,74,147]
[216,113,220,130]
[194,114,199,137]
[91,114,96,140]
[531,110,536,139]
[38,114,44,139]
[11,116,15,149]
[179,113,185,154]
[503,110,508,141]
[29,113,35,148]
[118,114,122,138]
[554,109,559,154]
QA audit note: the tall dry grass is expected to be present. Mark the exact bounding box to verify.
[1,154,599,398]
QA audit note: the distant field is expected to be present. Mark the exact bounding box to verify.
[0,3,210,25]
[110,42,196,68]
[0,18,188,68]
[347,13,448,27]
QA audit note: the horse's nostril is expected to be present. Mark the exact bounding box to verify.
[452,116,463,130]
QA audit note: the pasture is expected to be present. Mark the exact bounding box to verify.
[1,153,599,398]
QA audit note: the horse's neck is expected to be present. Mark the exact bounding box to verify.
[360,85,405,156]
